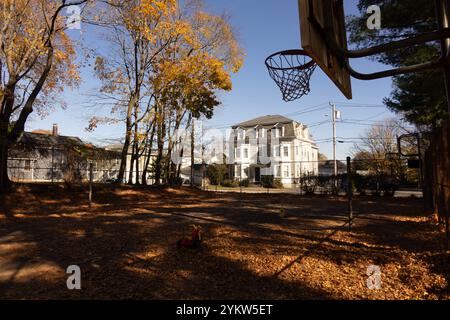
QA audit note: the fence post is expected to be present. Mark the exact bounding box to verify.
[51,146,55,184]
[240,178,243,194]
[89,162,93,208]
[347,157,353,232]
[299,163,303,196]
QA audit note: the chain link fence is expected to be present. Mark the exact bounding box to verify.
[201,158,423,197]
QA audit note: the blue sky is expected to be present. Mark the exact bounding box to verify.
[26,0,398,160]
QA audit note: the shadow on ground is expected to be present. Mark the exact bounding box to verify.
[0,184,448,299]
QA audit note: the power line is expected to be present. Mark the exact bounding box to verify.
[339,120,414,129]
[284,103,330,117]
[203,104,331,130]
[332,102,387,108]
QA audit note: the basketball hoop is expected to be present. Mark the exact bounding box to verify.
[265,49,317,102]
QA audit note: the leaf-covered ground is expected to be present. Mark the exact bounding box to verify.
[0,184,448,299]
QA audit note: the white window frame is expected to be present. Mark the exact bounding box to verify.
[283,165,289,178]
[274,165,281,178]
[274,146,280,157]
[235,165,241,178]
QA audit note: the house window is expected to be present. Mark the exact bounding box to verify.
[284,146,289,157]
[236,148,241,158]
[24,160,31,170]
[274,165,281,178]
[245,136,250,144]
[273,128,281,138]
[244,148,249,159]
[259,128,265,138]
[284,165,289,178]
[235,165,241,178]
[274,146,280,157]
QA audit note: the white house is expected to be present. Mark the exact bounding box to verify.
[230,115,319,187]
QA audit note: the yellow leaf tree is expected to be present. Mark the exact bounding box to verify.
[0,0,89,192]
[91,0,243,185]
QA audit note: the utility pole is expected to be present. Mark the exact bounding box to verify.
[331,103,338,177]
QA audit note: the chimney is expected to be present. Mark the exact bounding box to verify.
[52,123,58,136]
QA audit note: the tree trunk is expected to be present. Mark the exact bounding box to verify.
[190,119,195,187]
[133,107,140,185]
[118,123,132,184]
[142,125,156,185]
[135,147,140,185]
[142,151,151,186]
[154,117,166,185]
[165,143,173,184]
[128,154,135,185]
[0,142,11,194]
[176,147,184,179]
[117,97,136,184]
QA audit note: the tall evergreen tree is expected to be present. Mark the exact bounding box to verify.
[348,0,448,125]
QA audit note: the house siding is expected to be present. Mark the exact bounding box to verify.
[230,116,319,188]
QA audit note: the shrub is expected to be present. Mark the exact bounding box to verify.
[261,175,274,188]
[300,176,318,195]
[272,179,284,189]
[169,177,183,187]
[206,164,228,185]
[221,179,239,188]
[239,179,250,187]
[353,174,399,196]
[261,175,283,189]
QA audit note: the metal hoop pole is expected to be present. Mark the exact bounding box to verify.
[309,7,450,81]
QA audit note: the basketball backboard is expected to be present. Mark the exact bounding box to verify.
[299,0,352,99]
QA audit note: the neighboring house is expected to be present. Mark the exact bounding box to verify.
[175,151,205,185]
[9,124,206,185]
[318,160,347,176]
[230,115,319,187]
[103,144,159,184]
[8,125,121,183]
[104,144,199,185]
[178,163,206,186]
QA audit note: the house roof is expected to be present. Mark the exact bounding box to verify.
[13,132,121,159]
[104,144,161,156]
[19,132,85,148]
[318,160,347,170]
[232,115,295,128]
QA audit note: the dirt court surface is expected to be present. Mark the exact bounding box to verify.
[0,184,448,300]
